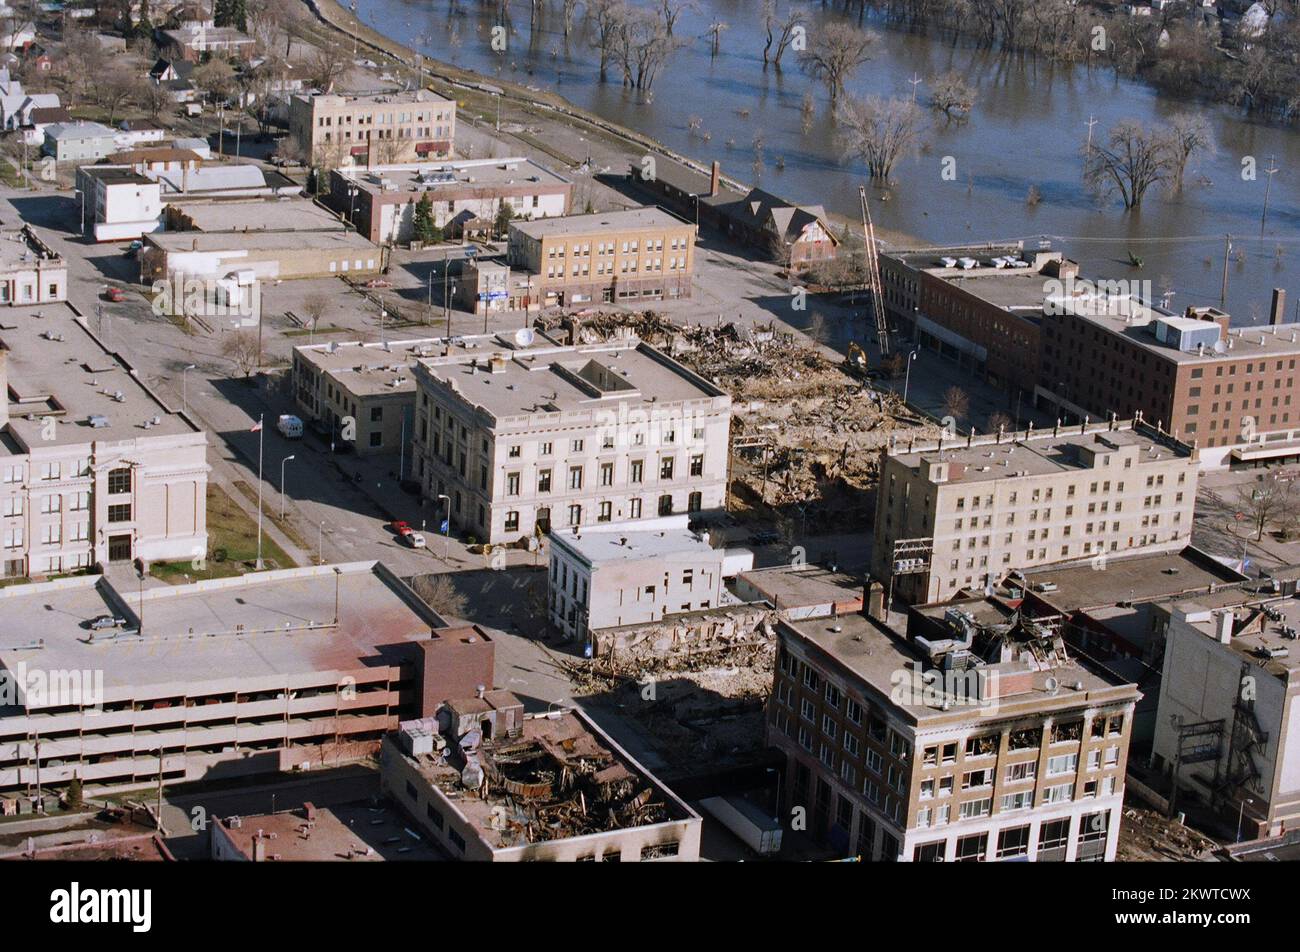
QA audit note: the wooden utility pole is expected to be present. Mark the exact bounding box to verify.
[1085,115,1098,155]
[908,73,922,104]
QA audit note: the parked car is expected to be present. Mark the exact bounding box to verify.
[123,240,143,258]
[404,532,427,549]
[103,287,126,302]
[89,614,126,630]
[389,520,413,539]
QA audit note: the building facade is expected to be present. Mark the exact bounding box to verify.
[289,91,456,168]
[0,226,65,305]
[42,121,116,162]
[327,159,572,244]
[0,312,207,576]
[1152,595,1300,840]
[547,522,727,640]
[769,609,1138,861]
[410,336,730,543]
[506,208,695,308]
[871,418,1200,606]
[1040,290,1300,468]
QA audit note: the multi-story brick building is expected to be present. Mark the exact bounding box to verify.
[768,604,1139,861]
[0,306,207,577]
[506,207,695,308]
[1040,289,1300,468]
[410,336,730,543]
[878,245,1073,395]
[289,90,455,168]
[871,418,1199,606]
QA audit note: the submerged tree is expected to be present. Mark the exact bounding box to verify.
[837,95,920,181]
[762,1,807,69]
[798,21,874,104]
[1162,112,1215,194]
[928,71,976,121]
[1084,118,1174,209]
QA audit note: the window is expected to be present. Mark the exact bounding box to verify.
[959,798,991,819]
[914,841,946,862]
[598,501,612,522]
[962,769,992,790]
[1043,783,1074,805]
[107,467,132,494]
[504,511,519,532]
[954,832,987,862]
[658,494,673,516]
[660,457,675,480]
[569,466,583,490]
[1004,761,1036,783]
[690,454,703,477]
[370,406,383,422]
[1001,790,1033,812]
[567,504,582,527]
[996,825,1031,859]
[108,504,132,523]
[537,469,552,493]
[1047,753,1078,776]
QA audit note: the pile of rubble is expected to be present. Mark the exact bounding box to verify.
[1117,806,1219,861]
[536,310,937,528]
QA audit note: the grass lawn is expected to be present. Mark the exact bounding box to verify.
[149,484,296,584]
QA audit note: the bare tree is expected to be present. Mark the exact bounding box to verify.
[613,7,682,92]
[1162,112,1215,194]
[302,292,329,339]
[837,95,920,181]
[138,73,172,122]
[412,573,469,619]
[1084,119,1173,210]
[762,1,807,69]
[798,22,874,104]
[928,71,976,121]
[658,0,694,35]
[306,38,350,93]
[193,58,237,107]
[987,411,1013,433]
[1236,475,1289,541]
[221,330,261,377]
[98,67,139,125]
[942,386,969,425]
[588,0,626,83]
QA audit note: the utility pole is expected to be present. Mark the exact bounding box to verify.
[908,73,921,104]
[1261,155,1279,235]
[1085,115,1098,155]
[1221,234,1232,308]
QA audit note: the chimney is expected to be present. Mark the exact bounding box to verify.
[253,833,267,862]
[1270,288,1286,326]
[0,345,8,429]
[709,161,720,198]
[1213,610,1233,645]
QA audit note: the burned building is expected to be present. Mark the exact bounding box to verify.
[768,601,1139,862]
[381,703,701,861]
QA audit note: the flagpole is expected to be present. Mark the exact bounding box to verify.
[256,413,264,570]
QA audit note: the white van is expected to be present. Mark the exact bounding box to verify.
[277,414,304,439]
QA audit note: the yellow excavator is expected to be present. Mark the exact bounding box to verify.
[845,341,869,379]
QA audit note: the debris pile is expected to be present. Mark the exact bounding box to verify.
[1117,806,1218,861]
[536,310,937,528]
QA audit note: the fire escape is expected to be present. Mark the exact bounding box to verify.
[1214,662,1269,809]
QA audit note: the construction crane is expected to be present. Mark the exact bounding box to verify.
[859,184,891,357]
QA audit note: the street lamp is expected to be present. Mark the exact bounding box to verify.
[1237,796,1256,843]
[181,363,196,415]
[902,348,918,404]
[280,454,296,518]
[437,493,451,560]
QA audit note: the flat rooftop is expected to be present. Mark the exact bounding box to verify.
[400,708,697,849]
[0,305,198,451]
[416,338,725,421]
[81,167,154,187]
[215,801,444,861]
[783,612,1134,724]
[887,419,1190,484]
[735,564,864,610]
[169,198,345,233]
[147,229,374,254]
[297,89,451,107]
[0,562,446,708]
[295,336,446,398]
[552,523,716,567]
[0,229,62,271]
[1173,593,1300,678]
[1061,305,1300,364]
[511,207,690,239]
[336,157,570,192]
[1014,546,1249,613]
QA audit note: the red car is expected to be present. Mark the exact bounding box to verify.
[389,520,413,538]
[103,287,126,302]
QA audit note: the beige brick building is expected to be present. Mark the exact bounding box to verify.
[410,335,730,543]
[871,418,1200,606]
[769,604,1138,861]
[506,207,695,308]
[289,90,456,168]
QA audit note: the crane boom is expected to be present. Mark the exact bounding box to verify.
[859,185,891,357]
